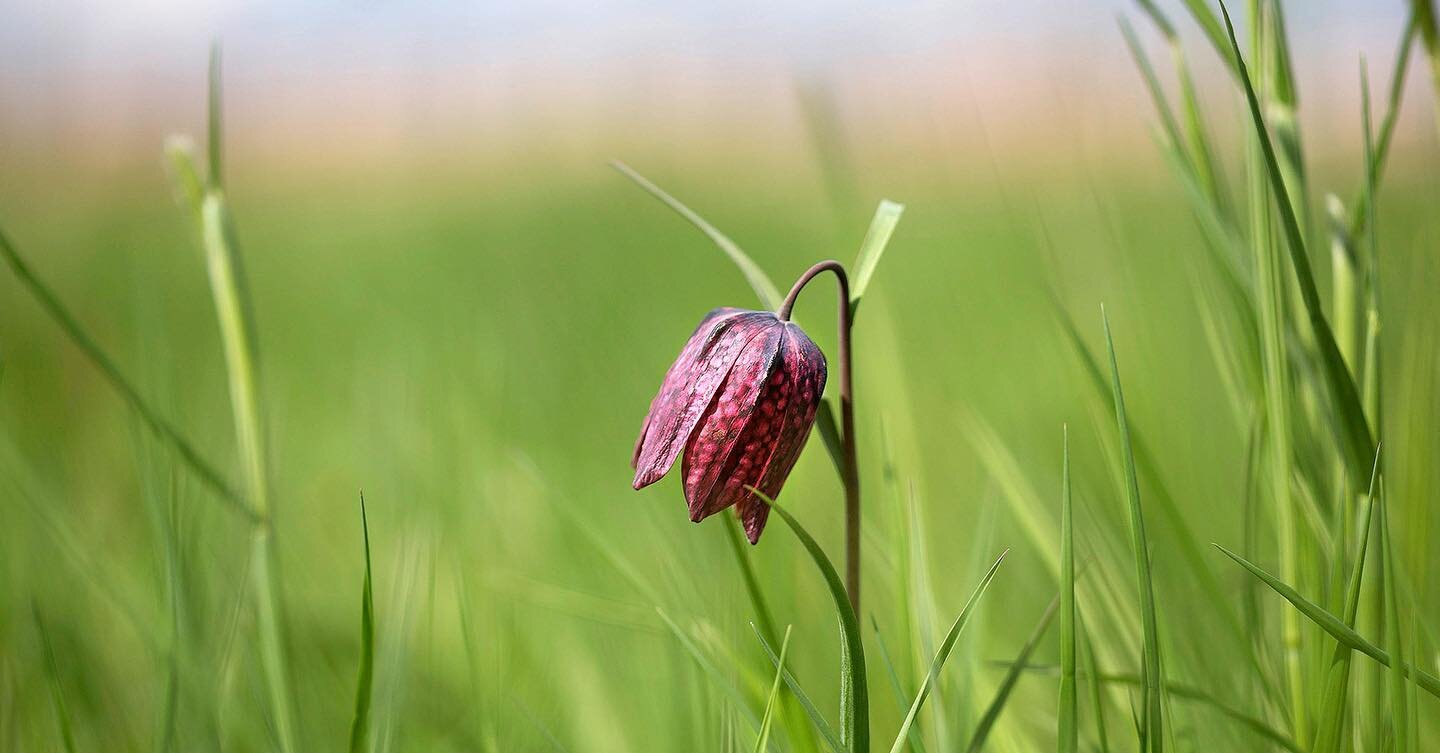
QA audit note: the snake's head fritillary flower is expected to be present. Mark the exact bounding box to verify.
[633,307,827,543]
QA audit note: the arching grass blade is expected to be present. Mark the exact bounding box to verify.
[348,493,376,753]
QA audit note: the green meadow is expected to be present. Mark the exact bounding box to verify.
[3,3,1440,751]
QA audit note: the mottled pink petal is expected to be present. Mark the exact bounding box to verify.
[736,325,827,542]
[680,322,784,520]
[632,308,768,488]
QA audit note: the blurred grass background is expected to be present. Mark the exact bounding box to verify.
[2,1,1439,751]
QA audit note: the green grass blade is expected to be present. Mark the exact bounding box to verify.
[658,608,765,735]
[888,550,1007,753]
[1217,0,1375,482]
[1009,663,1303,753]
[1212,544,1440,699]
[33,603,78,753]
[1058,427,1077,753]
[1079,612,1111,753]
[611,161,782,310]
[348,494,376,753]
[817,401,844,477]
[1380,492,1410,753]
[754,626,794,753]
[724,516,822,753]
[870,618,928,753]
[1100,307,1163,752]
[1311,455,1380,753]
[752,624,844,752]
[1176,0,1237,77]
[761,493,869,753]
[848,200,904,317]
[208,42,223,189]
[1347,16,1418,238]
[965,594,1060,753]
[0,225,252,520]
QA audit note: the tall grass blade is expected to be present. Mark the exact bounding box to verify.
[753,626,794,753]
[1310,454,1379,753]
[761,493,869,753]
[1218,0,1374,481]
[1079,612,1110,753]
[752,624,844,752]
[208,42,223,189]
[848,200,904,317]
[1380,492,1410,753]
[1100,307,1163,752]
[887,550,1007,753]
[0,226,251,519]
[1212,545,1440,699]
[1058,427,1077,753]
[610,161,782,310]
[870,619,928,753]
[657,608,765,735]
[723,517,821,753]
[965,594,1060,753]
[33,603,78,753]
[348,494,377,753]
[1008,663,1304,753]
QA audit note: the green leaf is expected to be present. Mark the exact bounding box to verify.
[1217,0,1375,483]
[1310,454,1380,753]
[888,550,1007,753]
[752,624,844,753]
[761,492,869,753]
[966,594,1060,752]
[848,200,904,316]
[816,400,845,477]
[754,626,794,753]
[725,517,823,753]
[1058,426,1077,753]
[1212,544,1440,700]
[0,224,251,520]
[611,161,783,310]
[208,42,223,189]
[1101,307,1164,752]
[348,493,376,753]
[657,608,765,735]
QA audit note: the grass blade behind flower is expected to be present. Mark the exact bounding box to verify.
[848,200,904,317]
[610,161,783,310]
[753,626,794,753]
[757,491,869,753]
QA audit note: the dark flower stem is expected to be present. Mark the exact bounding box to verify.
[777,260,861,613]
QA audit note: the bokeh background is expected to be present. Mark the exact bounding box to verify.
[2,1,1436,751]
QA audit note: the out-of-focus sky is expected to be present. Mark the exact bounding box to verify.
[0,1,1420,173]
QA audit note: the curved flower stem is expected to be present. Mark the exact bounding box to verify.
[778,260,861,613]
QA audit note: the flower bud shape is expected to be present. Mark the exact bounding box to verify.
[633,308,827,543]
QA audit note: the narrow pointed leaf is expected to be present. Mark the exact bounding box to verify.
[612,161,782,310]
[849,200,904,316]
[760,492,869,753]
[1101,307,1163,752]
[754,626,794,753]
[1217,0,1375,482]
[888,550,1008,753]
[1212,544,1440,699]
[965,594,1061,752]
[752,624,844,753]
[1058,426,1077,753]
[348,494,376,753]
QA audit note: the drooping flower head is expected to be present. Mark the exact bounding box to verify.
[633,307,827,543]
